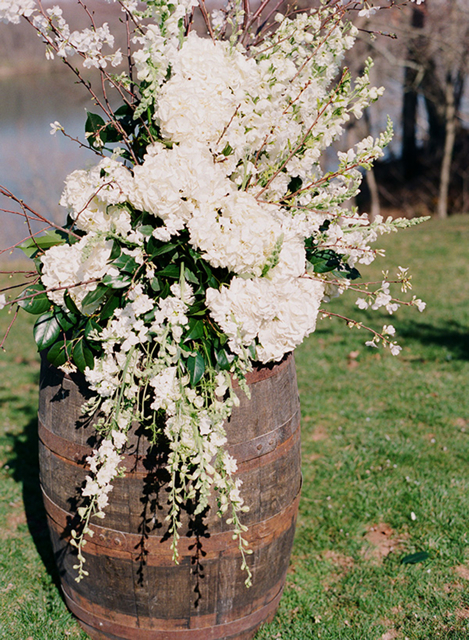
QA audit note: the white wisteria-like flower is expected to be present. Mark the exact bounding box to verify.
[50,120,63,135]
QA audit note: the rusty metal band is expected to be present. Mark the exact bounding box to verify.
[227,407,299,462]
[38,404,300,473]
[42,485,301,559]
[62,580,284,640]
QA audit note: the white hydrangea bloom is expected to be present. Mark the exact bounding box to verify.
[188,191,283,277]
[157,32,258,145]
[40,235,112,308]
[131,141,230,237]
[206,268,325,363]
[60,157,135,235]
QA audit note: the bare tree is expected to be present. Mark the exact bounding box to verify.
[392,0,469,217]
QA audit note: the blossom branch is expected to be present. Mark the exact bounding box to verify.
[254,68,350,197]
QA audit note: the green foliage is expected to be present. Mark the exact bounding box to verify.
[17,284,50,314]
[18,230,66,259]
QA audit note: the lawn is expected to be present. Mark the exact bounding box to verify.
[1,214,468,639]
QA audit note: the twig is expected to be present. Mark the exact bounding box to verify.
[0,305,19,351]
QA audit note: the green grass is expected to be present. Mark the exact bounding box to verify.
[1,215,469,639]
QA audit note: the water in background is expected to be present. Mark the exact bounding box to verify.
[0,72,97,256]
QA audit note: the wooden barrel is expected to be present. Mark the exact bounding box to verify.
[38,353,302,640]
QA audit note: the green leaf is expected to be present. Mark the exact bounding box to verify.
[17,285,50,315]
[307,250,341,274]
[215,349,231,371]
[187,301,206,317]
[187,353,205,386]
[102,273,133,289]
[110,241,122,261]
[147,238,177,259]
[158,264,180,279]
[80,286,108,316]
[138,225,154,237]
[111,253,139,274]
[33,311,61,351]
[150,277,161,293]
[19,230,66,259]
[184,267,200,285]
[401,551,430,565]
[85,111,106,147]
[102,122,123,144]
[55,308,77,332]
[184,319,205,343]
[222,143,233,156]
[73,339,95,373]
[64,291,80,316]
[46,340,72,367]
[84,318,102,341]
[99,293,120,320]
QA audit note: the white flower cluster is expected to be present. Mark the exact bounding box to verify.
[40,236,113,308]
[0,0,35,23]
[25,0,425,583]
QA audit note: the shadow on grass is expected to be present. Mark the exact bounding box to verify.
[6,406,61,590]
[398,319,469,361]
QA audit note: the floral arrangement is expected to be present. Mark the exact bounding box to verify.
[0,0,426,586]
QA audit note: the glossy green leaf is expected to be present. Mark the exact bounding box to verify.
[64,291,80,316]
[17,285,50,315]
[147,238,177,259]
[110,241,122,261]
[80,286,108,316]
[111,254,139,274]
[158,264,180,279]
[184,319,204,343]
[85,318,102,341]
[46,340,72,367]
[55,309,77,332]
[187,353,205,386]
[187,301,206,317]
[85,111,106,146]
[102,273,133,289]
[33,311,61,351]
[19,230,66,258]
[73,339,95,373]
[215,349,231,371]
[99,293,120,320]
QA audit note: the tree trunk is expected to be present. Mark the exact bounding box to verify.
[437,74,457,219]
[402,66,419,180]
[401,7,426,180]
[365,168,380,222]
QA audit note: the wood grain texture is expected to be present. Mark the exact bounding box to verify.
[38,353,302,640]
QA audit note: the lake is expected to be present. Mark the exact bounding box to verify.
[0,72,99,256]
